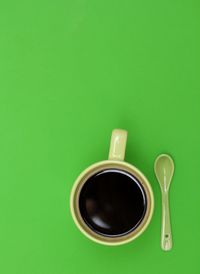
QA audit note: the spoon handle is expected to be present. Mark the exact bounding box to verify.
[161,191,172,251]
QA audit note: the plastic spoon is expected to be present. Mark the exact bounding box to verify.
[154,154,174,251]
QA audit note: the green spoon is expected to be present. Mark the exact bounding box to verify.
[154,154,174,251]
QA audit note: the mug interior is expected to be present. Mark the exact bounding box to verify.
[70,161,154,245]
[79,168,147,237]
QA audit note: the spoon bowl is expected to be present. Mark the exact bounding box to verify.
[154,154,174,192]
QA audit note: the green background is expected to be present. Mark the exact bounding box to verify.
[0,0,200,273]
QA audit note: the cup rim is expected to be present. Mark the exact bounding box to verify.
[70,160,154,246]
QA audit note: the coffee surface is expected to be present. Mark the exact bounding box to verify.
[79,169,147,237]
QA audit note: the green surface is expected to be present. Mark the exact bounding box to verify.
[0,0,200,273]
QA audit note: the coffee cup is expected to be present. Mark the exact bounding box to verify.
[70,129,154,245]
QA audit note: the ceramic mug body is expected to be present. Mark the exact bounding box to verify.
[70,129,154,246]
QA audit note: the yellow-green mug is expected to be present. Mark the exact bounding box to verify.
[70,129,154,246]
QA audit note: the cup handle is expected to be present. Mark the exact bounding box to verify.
[108,129,128,161]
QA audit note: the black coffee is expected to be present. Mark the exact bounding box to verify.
[79,169,147,237]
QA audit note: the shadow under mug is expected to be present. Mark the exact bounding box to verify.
[70,129,154,246]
